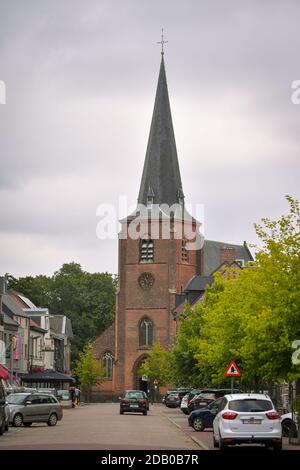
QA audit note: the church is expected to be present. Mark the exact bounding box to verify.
[92,50,252,401]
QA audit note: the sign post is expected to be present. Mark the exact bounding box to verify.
[224,360,241,393]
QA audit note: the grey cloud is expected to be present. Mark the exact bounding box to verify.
[0,0,299,276]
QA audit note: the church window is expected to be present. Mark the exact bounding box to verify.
[181,240,189,262]
[140,239,154,262]
[139,318,153,347]
[103,352,113,379]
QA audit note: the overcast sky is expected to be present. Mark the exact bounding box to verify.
[0,0,299,277]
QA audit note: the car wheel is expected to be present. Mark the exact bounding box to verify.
[23,422,32,427]
[181,410,189,415]
[47,413,58,426]
[5,423,9,432]
[218,432,227,451]
[120,410,124,414]
[282,419,297,438]
[13,413,23,427]
[192,417,205,432]
[213,434,218,448]
[143,411,147,416]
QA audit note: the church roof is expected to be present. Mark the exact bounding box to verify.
[203,240,253,276]
[138,55,183,207]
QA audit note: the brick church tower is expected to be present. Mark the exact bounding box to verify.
[92,51,252,400]
[112,52,202,394]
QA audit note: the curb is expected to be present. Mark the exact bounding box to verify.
[167,416,209,450]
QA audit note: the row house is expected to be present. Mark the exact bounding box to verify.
[0,288,73,381]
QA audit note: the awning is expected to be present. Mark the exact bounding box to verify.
[0,364,10,380]
[21,369,75,384]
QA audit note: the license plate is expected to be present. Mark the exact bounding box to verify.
[130,404,139,408]
[242,419,262,424]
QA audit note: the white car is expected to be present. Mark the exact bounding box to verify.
[180,394,189,415]
[213,393,282,450]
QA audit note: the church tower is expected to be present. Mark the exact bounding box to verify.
[112,52,202,393]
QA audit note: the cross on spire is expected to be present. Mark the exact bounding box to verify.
[157,28,168,55]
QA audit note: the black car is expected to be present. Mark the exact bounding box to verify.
[165,389,191,408]
[189,389,240,413]
[188,398,222,431]
[0,381,6,435]
[119,390,148,415]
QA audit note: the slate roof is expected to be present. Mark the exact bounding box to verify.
[138,56,184,207]
[184,275,214,292]
[203,240,253,276]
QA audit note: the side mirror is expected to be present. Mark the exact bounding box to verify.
[25,400,32,406]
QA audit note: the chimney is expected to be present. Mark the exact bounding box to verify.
[220,247,236,265]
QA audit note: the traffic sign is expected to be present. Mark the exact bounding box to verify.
[224,360,241,377]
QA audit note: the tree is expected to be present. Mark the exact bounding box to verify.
[7,262,116,364]
[73,343,106,402]
[139,341,172,388]
[172,195,300,390]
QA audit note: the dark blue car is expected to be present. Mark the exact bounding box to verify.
[188,398,222,432]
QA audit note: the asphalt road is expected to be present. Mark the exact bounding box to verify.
[0,403,201,450]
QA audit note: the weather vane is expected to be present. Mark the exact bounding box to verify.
[157,28,168,55]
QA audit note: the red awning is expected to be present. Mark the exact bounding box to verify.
[0,364,10,380]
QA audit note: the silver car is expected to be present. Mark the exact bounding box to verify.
[7,393,63,427]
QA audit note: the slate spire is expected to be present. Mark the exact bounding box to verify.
[138,56,184,207]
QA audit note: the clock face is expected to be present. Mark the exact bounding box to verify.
[138,272,155,290]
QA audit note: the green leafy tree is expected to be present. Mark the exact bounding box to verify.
[73,343,106,402]
[7,262,116,364]
[173,195,300,390]
[139,341,172,388]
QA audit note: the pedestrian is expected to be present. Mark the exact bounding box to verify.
[75,387,81,404]
[69,385,76,408]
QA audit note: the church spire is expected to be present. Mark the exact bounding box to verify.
[137,53,184,207]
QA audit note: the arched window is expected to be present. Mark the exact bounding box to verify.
[140,239,154,262]
[103,352,113,379]
[181,240,189,262]
[139,318,153,347]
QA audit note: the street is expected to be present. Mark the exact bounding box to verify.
[0,403,201,450]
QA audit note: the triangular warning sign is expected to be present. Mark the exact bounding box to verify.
[224,360,241,377]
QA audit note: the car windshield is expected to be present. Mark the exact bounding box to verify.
[6,394,29,405]
[126,391,145,400]
[229,399,273,412]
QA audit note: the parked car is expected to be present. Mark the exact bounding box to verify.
[119,390,148,415]
[162,389,178,405]
[280,411,298,437]
[181,389,204,415]
[189,389,240,413]
[213,393,282,450]
[0,381,6,435]
[188,398,222,431]
[165,389,191,408]
[6,392,63,427]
